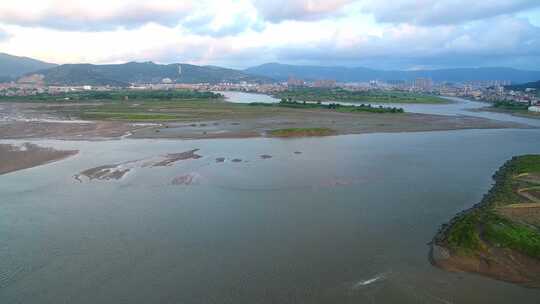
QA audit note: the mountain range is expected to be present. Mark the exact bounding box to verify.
[0,53,57,80]
[245,63,540,84]
[1,53,540,85]
[32,62,271,86]
[505,80,540,91]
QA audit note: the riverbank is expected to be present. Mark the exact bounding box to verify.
[477,106,540,120]
[0,143,78,175]
[430,155,540,287]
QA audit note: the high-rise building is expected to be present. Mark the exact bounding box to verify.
[313,79,336,88]
[414,78,433,91]
[287,76,305,87]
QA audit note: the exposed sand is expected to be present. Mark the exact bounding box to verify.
[0,102,531,140]
[75,149,203,182]
[431,244,540,288]
[0,143,78,175]
[130,111,530,140]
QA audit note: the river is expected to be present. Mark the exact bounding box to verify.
[1,93,539,303]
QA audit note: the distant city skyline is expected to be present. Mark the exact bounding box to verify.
[0,0,539,70]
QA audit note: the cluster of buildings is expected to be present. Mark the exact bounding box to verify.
[1,76,538,108]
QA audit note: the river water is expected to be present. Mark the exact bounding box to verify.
[1,93,540,303]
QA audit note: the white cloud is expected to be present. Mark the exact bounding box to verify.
[0,0,539,70]
[0,0,194,30]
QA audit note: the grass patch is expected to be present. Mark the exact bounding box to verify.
[484,213,540,259]
[268,128,336,137]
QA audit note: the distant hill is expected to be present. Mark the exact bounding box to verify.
[505,80,540,91]
[246,63,540,84]
[0,53,56,79]
[30,62,272,86]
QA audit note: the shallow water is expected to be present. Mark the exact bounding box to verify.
[1,128,540,304]
[220,91,540,127]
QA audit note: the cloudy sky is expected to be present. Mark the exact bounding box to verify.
[0,0,539,70]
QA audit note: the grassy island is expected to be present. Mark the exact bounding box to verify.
[274,88,448,104]
[431,155,540,287]
[268,127,336,137]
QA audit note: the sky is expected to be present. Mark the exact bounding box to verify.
[0,0,539,70]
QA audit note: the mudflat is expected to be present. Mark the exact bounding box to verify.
[0,101,530,140]
[0,143,78,175]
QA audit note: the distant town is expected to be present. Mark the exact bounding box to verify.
[1,74,539,112]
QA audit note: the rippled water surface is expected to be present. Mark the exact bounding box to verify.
[1,93,540,303]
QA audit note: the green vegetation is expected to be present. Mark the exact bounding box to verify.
[484,213,540,258]
[442,155,540,258]
[274,88,447,104]
[493,101,530,111]
[268,128,335,137]
[446,212,482,253]
[250,100,404,113]
[0,89,223,102]
[488,101,540,119]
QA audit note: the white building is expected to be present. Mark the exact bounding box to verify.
[528,106,540,113]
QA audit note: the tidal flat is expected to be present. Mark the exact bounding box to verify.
[0,99,529,141]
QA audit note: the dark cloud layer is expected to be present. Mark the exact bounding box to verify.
[365,0,540,25]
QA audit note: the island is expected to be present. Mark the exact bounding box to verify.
[0,89,525,140]
[431,155,540,287]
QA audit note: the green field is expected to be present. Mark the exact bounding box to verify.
[274,88,448,104]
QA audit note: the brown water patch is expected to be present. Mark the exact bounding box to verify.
[171,173,200,186]
[0,143,78,175]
